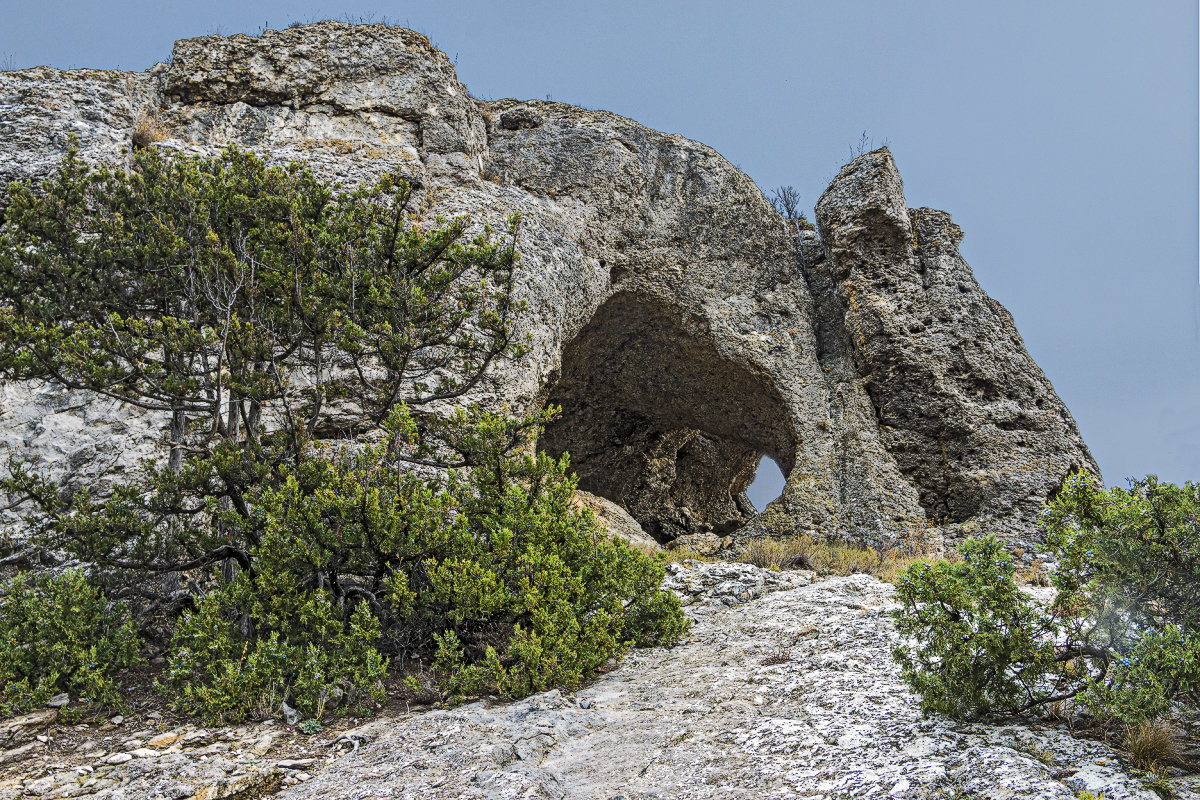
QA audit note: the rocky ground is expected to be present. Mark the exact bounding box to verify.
[1,562,1194,800]
[0,705,368,799]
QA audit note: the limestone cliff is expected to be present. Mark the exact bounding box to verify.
[0,22,1097,551]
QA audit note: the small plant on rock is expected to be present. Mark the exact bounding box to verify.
[131,111,169,149]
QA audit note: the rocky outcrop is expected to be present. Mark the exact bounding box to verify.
[0,21,1096,550]
[0,382,165,501]
[274,564,1164,800]
[814,150,1098,542]
[571,490,661,552]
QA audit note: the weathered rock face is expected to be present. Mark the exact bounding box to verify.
[0,21,1096,549]
[814,150,1098,541]
[541,292,790,543]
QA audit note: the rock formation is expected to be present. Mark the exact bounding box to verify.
[0,21,1098,551]
[813,152,1098,543]
[0,22,1173,800]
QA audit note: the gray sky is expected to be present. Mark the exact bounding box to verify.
[4,1,1197,503]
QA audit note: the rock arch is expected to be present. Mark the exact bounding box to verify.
[0,25,1099,550]
[539,292,795,546]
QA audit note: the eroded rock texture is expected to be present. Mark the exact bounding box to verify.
[0,22,1096,549]
[541,293,790,544]
[814,150,1098,541]
[2,564,1178,800]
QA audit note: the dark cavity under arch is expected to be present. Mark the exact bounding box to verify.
[539,292,795,544]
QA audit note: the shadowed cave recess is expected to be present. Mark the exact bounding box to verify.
[539,293,795,545]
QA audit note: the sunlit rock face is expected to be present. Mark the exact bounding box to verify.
[0,22,1096,550]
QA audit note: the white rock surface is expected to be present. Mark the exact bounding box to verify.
[273,563,1172,800]
[0,564,1189,799]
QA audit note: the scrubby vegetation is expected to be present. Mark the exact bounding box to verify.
[0,144,687,723]
[0,569,141,716]
[893,473,1199,769]
[158,406,685,721]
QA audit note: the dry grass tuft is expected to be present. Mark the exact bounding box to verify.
[759,647,792,666]
[1018,558,1053,587]
[132,112,170,149]
[635,522,945,584]
[737,537,814,571]
[736,531,942,583]
[1125,719,1183,773]
[1043,697,1078,724]
[627,540,716,565]
[656,546,718,565]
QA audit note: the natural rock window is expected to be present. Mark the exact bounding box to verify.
[540,292,794,545]
[747,455,786,512]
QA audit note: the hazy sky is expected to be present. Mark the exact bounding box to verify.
[3,1,1197,506]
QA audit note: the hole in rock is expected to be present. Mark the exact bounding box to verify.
[540,292,794,545]
[747,455,785,512]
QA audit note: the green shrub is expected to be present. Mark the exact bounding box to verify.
[892,474,1200,727]
[0,143,686,722]
[160,578,386,723]
[891,535,1059,719]
[159,406,687,718]
[0,569,140,715]
[0,142,521,596]
[420,407,688,698]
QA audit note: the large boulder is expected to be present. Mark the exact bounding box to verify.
[0,22,1097,550]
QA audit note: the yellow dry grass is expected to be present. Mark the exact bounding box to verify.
[734,534,942,583]
[1017,558,1053,587]
[1125,719,1183,773]
[132,112,169,149]
[641,544,717,565]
